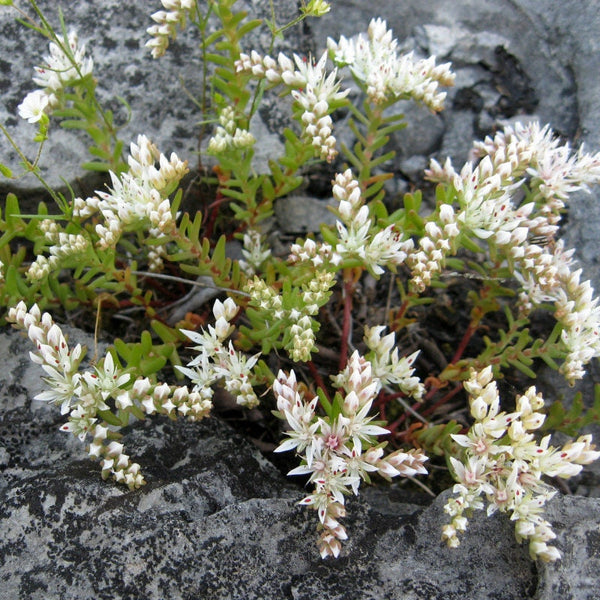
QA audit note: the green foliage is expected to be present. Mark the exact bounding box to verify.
[114,324,185,378]
[414,421,463,458]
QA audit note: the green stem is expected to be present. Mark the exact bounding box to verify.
[0,122,65,209]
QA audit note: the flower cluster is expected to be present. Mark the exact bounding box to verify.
[6,302,144,489]
[245,271,335,362]
[238,229,271,275]
[90,373,214,486]
[6,299,260,488]
[426,122,600,382]
[27,231,90,282]
[115,376,213,422]
[178,297,260,408]
[235,50,348,161]
[274,351,428,558]
[73,135,188,250]
[332,169,413,275]
[289,237,336,268]
[328,18,454,109]
[18,30,93,123]
[405,204,460,292]
[301,0,331,17]
[207,106,256,154]
[443,366,600,561]
[363,325,425,399]
[473,122,600,211]
[146,0,195,59]
[285,273,334,362]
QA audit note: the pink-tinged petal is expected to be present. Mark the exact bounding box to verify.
[377,461,400,478]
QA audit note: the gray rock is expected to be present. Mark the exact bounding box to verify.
[413,23,462,59]
[391,100,446,158]
[399,154,429,181]
[536,494,600,600]
[438,109,476,166]
[274,194,337,234]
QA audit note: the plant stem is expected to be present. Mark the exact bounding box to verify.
[307,361,330,403]
[421,383,464,418]
[450,321,477,365]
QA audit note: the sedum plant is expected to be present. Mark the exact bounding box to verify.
[2,0,600,561]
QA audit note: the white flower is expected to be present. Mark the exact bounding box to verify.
[215,343,260,408]
[83,352,130,400]
[35,366,81,415]
[76,136,187,249]
[236,50,348,161]
[60,405,97,441]
[275,350,427,558]
[207,108,255,154]
[275,390,320,465]
[18,90,50,123]
[33,31,93,92]
[444,368,600,560]
[364,326,424,399]
[239,229,271,275]
[329,18,454,108]
[146,0,195,58]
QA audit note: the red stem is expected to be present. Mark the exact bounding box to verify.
[395,299,409,322]
[450,321,477,365]
[421,383,464,418]
[307,361,330,403]
[387,400,422,432]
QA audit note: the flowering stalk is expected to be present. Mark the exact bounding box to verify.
[7,301,143,489]
[177,297,261,409]
[443,366,600,562]
[326,168,413,276]
[6,298,263,487]
[146,0,196,59]
[328,18,454,109]
[425,121,600,383]
[236,49,349,162]
[274,350,427,558]
[73,135,188,252]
